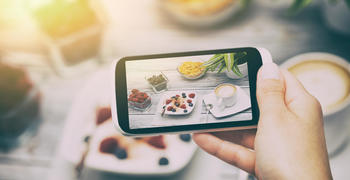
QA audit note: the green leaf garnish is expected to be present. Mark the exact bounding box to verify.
[288,0,313,14]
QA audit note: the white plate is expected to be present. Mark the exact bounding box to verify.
[58,67,197,176]
[203,86,251,118]
[87,120,197,175]
[158,91,197,115]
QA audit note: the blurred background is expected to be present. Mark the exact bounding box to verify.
[0,0,350,179]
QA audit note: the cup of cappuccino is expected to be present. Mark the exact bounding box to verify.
[282,52,350,156]
[214,83,238,110]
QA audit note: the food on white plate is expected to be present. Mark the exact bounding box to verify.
[128,89,151,110]
[94,120,194,167]
[162,92,196,115]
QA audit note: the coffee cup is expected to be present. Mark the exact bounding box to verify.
[214,83,238,110]
[282,52,350,156]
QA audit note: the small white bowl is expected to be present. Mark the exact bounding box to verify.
[177,64,205,80]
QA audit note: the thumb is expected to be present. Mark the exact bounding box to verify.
[256,63,286,119]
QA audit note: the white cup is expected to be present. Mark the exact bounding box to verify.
[282,52,350,156]
[215,83,238,110]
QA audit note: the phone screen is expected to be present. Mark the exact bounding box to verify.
[122,49,258,130]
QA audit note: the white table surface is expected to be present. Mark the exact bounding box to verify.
[1,0,350,179]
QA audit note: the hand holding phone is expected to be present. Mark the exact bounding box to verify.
[112,47,272,136]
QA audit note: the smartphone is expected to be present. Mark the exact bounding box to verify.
[112,47,272,136]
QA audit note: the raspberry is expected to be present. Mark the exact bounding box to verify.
[96,107,112,125]
[99,137,118,154]
[147,136,166,149]
[180,104,186,109]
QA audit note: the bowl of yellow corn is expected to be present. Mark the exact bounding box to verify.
[177,61,206,80]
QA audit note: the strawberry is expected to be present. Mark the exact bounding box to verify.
[99,137,119,154]
[189,93,195,98]
[132,98,138,102]
[167,106,173,111]
[166,99,172,104]
[180,104,186,109]
[146,136,166,149]
[187,99,192,103]
[96,107,112,125]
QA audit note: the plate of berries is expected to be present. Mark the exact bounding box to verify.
[57,69,198,177]
[160,91,197,115]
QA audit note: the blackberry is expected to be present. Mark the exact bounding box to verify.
[83,135,91,143]
[179,134,191,142]
[159,157,169,166]
[114,148,128,159]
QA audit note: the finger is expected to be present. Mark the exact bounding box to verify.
[256,63,287,119]
[281,69,322,118]
[211,129,256,149]
[193,133,256,174]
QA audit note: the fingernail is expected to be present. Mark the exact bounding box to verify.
[260,63,280,80]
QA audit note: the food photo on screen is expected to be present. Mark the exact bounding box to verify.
[125,52,253,129]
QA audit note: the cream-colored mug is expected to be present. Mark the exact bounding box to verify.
[215,83,238,110]
[282,52,350,156]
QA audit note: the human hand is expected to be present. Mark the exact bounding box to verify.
[193,63,332,179]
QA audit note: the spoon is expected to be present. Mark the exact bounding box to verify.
[205,103,213,123]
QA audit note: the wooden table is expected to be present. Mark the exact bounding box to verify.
[1,0,350,179]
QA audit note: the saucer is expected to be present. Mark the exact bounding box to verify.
[203,86,251,118]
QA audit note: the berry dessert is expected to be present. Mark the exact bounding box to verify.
[128,89,151,111]
[162,92,196,115]
[89,121,197,174]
